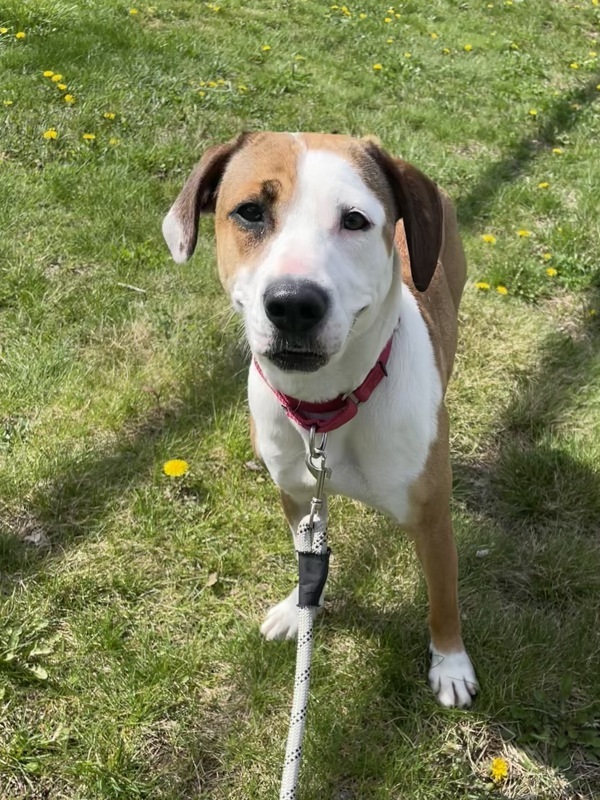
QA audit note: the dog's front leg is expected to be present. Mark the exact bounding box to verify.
[409,503,478,708]
[260,490,328,641]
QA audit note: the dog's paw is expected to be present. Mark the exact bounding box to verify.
[260,587,322,641]
[428,647,478,708]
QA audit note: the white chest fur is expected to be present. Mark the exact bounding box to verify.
[248,286,442,525]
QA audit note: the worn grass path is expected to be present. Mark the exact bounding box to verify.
[1,1,600,798]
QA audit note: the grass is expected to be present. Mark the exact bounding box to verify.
[1,0,600,797]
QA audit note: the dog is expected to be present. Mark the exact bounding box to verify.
[162,132,478,708]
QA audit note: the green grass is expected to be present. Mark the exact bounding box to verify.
[1,0,600,797]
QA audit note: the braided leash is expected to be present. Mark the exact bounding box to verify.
[279,429,331,800]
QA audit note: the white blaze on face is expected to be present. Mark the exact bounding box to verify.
[239,148,394,358]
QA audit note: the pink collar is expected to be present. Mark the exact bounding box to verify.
[253,336,393,434]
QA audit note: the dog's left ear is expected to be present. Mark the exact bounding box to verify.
[366,143,443,292]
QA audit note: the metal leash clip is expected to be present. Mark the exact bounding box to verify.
[305,426,332,527]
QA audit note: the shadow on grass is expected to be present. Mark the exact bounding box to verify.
[456,72,600,228]
[0,336,249,577]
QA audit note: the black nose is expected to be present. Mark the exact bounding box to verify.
[263,280,329,334]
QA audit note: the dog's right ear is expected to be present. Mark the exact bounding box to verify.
[162,133,249,263]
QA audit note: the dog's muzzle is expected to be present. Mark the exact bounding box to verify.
[263,279,330,372]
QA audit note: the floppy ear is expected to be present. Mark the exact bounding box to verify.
[162,133,249,263]
[366,143,443,292]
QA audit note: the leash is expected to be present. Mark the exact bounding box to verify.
[279,427,331,799]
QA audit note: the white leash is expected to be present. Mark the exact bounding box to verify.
[279,428,331,800]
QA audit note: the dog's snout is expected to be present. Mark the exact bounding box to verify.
[264,280,329,334]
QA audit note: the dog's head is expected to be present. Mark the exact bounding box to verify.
[163,132,442,375]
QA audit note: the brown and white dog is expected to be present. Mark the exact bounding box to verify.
[163,132,478,708]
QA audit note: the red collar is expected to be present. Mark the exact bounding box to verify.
[253,336,393,434]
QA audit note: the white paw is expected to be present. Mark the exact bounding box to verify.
[428,647,478,708]
[260,587,322,641]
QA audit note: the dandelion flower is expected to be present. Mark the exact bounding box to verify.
[510,43,519,50]
[64,94,75,104]
[384,17,392,23]
[403,52,411,58]
[359,13,367,19]
[430,32,439,39]
[475,281,490,290]
[42,128,58,139]
[163,459,189,477]
[207,80,218,88]
[596,84,600,91]
[198,90,206,98]
[261,44,271,52]
[129,8,139,14]
[518,229,531,237]
[528,109,537,117]
[373,63,383,70]
[237,84,248,92]
[43,70,55,77]
[109,137,120,146]
[569,62,579,69]
[103,112,116,120]
[482,233,497,244]
[542,252,552,261]
[15,31,26,39]
[589,51,597,58]
[51,74,63,82]
[546,267,557,277]
[552,147,563,154]
[442,47,451,54]
[387,38,394,43]
[82,133,96,141]
[0,27,9,34]
[464,44,473,52]
[490,758,509,782]
[496,285,508,295]
[538,181,550,189]
[3,99,14,106]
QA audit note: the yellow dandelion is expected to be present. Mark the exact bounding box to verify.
[395,12,401,17]
[82,133,96,141]
[207,80,218,88]
[387,38,394,43]
[3,99,14,106]
[237,84,248,92]
[538,181,550,189]
[15,31,26,39]
[546,267,558,277]
[109,137,120,146]
[442,47,451,54]
[51,74,63,82]
[403,52,411,58]
[103,112,116,120]
[261,44,271,52]
[528,109,538,116]
[43,70,54,77]
[42,128,58,140]
[491,758,509,782]
[216,78,226,85]
[430,32,439,39]
[0,27,9,34]
[129,8,139,14]
[482,233,497,244]
[57,83,67,90]
[517,229,531,237]
[64,94,75,104]
[510,43,519,50]
[163,459,189,477]
[552,147,563,154]
[198,90,206,97]
[570,62,579,69]
[475,281,490,290]
[496,285,508,295]
[596,84,600,91]
[464,44,473,52]
[373,63,383,70]
[341,5,351,16]
[330,3,339,8]
[384,17,392,23]
[295,55,305,61]
[542,252,552,261]
[359,13,367,19]
[589,51,597,58]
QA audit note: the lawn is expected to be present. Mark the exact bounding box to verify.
[1,0,600,798]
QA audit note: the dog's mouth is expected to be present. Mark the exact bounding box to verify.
[265,340,328,373]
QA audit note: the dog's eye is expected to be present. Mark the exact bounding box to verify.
[233,203,264,225]
[343,210,370,231]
